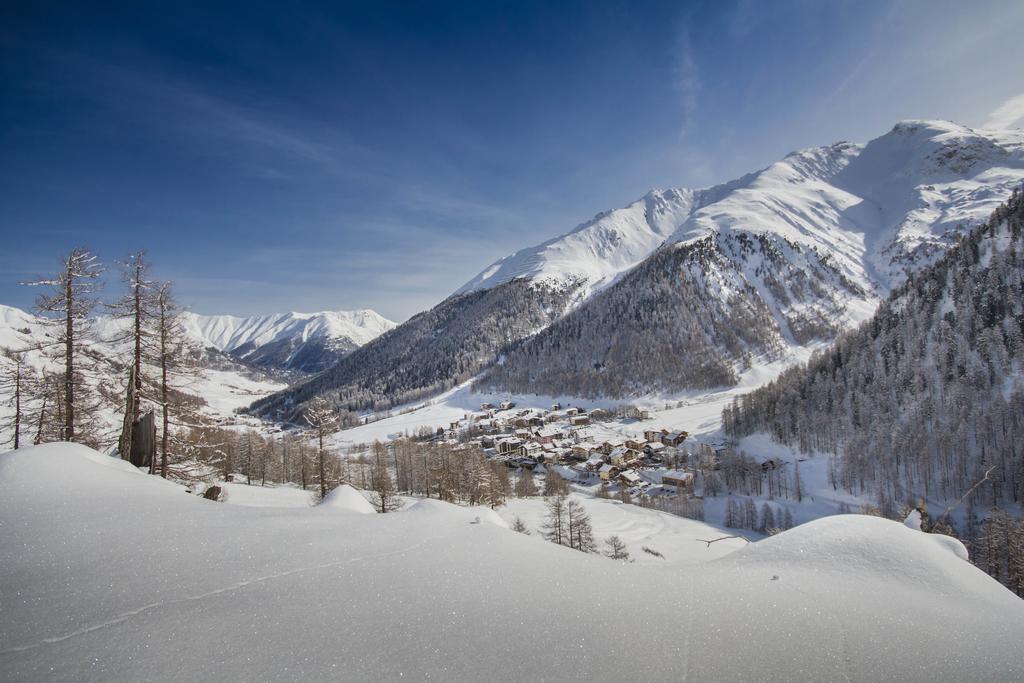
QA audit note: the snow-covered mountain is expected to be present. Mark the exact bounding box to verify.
[257,120,1024,414]
[456,188,706,301]
[180,309,396,374]
[477,120,1024,397]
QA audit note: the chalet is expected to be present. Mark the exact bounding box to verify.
[565,407,580,416]
[644,441,666,456]
[761,459,779,472]
[661,470,695,493]
[570,415,590,426]
[572,443,596,457]
[499,401,515,410]
[584,454,606,472]
[644,429,668,442]
[480,402,495,410]
[497,438,525,456]
[624,438,646,451]
[598,464,620,481]
[609,446,641,468]
[662,430,689,447]
[598,440,624,455]
[589,408,611,421]
[618,470,643,488]
[551,403,562,411]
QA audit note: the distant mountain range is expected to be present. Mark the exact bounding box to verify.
[179,309,396,374]
[253,119,1024,419]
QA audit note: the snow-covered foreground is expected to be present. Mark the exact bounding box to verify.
[3,444,1023,681]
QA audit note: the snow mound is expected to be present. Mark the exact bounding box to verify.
[401,497,509,528]
[726,514,975,587]
[319,484,376,514]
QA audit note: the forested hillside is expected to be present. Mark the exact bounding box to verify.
[723,189,1024,585]
[476,228,867,397]
[250,279,579,419]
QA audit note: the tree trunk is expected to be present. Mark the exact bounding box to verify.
[34,394,47,445]
[318,432,327,500]
[64,275,74,442]
[160,318,169,478]
[13,361,20,449]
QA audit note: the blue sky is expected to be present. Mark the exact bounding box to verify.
[2,0,1023,321]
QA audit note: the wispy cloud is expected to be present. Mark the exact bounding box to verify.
[983,93,1024,129]
[672,26,700,139]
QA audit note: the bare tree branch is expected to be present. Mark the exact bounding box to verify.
[696,534,751,548]
[934,465,998,527]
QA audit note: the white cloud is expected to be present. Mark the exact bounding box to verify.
[672,26,700,138]
[983,93,1024,129]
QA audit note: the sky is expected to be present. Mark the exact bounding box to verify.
[2,0,1024,322]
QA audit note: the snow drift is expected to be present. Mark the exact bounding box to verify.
[319,484,376,514]
[1,443,1022,681]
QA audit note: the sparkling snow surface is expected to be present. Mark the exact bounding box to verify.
[2,443,1023,681]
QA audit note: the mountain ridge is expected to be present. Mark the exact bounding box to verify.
[253,119,1024,415]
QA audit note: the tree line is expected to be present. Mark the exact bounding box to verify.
[722,188,1024,595]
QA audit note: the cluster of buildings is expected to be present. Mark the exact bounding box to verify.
[444,401,697,496]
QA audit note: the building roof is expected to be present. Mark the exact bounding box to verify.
[662,470,694,482]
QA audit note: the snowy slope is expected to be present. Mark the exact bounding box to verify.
[179,309,396,374]
[668,120,1024,291]
[2,443,1023,681]
[456,188,705,301]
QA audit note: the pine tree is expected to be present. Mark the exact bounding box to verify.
[566,498,596,553]
[0,349,32,449]
[304,396,340,500]
[544,468,568,496]
[724,498,740,528]
[759,502,775,534]
[514,468,538,497]
[603,535,630,560]
[108,252,158,462]
[783,507,794,530]
[541,494,568,546]
[511,516,530,534]
[370,440,399,512]
[793,461,803,502]
[743,498,757,529]
[23,248,104,444]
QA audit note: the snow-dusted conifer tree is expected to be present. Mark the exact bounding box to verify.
[304,396,339,500]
